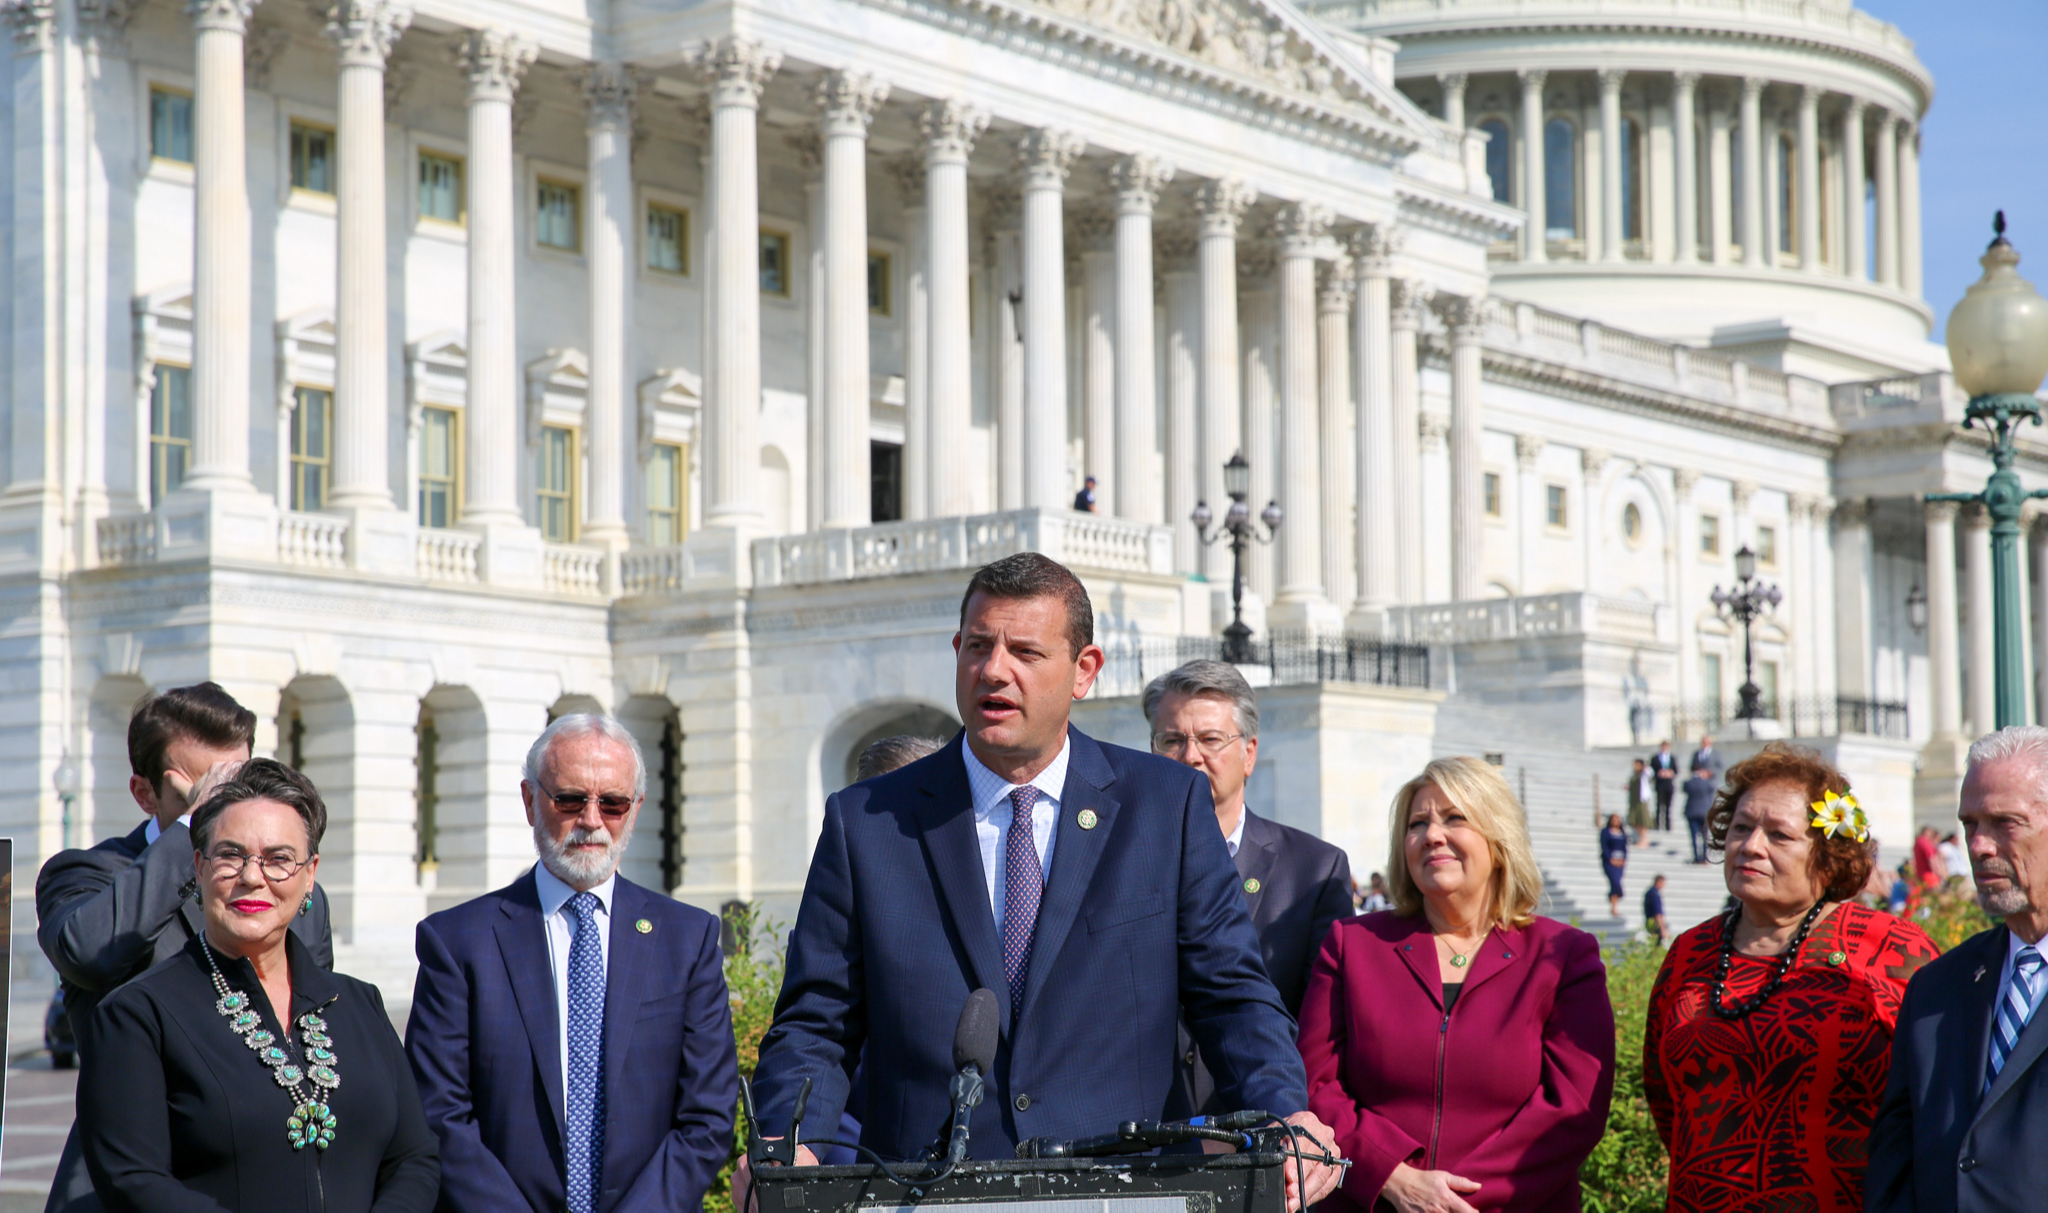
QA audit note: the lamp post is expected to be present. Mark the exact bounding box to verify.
[1192,451,1282,664]
[1906,583,1929,635]
[1711,543,1782,722]
[53,754,80,850]
[1928,212,2048,730]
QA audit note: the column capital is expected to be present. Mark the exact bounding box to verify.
[919,98,987,165]
[1597,67,1626,93]
[887,155,926,208]
[687,36,779,110]
[1195,177,1257,237]
[1347,223,1398,275]
[583,61,635,129]
[1581,446,1610,478]
[1922,498,1958,526]
[982,185,1022,232]
[1433,292,1487,337]
[1798,82,1821,109]
[1271,202,1331,255]
[1237,242,1277,282]
[458,27,535,101]
[2,0,55,49]
[1016,128,1083,190]
[1071,204,1115,250]
[1874,106,1899,133]
[815,69,887,138]
[1517,68,1546,92]
[1158,227,1199,270]
[188,0,253,34]
[1740,75,1767,102]
[1812,497,1836,524]
[1674,466,1701,498]
[787,128,823,175]
[1316,261,1354,313]
[1109,153,1174,216]
[1390,278,1431,330]
[1843,96,1868,121]
[1731,478,1757,511]
[1788,490,1816,519]
[1515,433,1545,469]
[1673,70,1701,93]
[1419,412,1450,452]
[1436,70,1468,92]
[324,0,408,66]
[1963,500,1991,529]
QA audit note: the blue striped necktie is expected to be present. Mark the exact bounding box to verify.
[565,892,607,1213]
[1989,945,2045,1086]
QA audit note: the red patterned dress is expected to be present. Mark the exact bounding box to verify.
[1643,900,1939,1213]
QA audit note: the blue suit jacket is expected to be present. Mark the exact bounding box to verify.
[752,727,1308,1161]
[404,871,737,1213]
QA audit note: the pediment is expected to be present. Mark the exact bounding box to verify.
[279,308,337,344]
[408,330,468,367]
[135,284,194,321]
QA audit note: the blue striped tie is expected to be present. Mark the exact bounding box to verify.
[565,892,606,1213]
[1989,945,2044,1086]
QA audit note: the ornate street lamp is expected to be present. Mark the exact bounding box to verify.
[53,753,80,850]
[1906,583,1929,635]
[1712,544,1782,722]
[1928,212,2048,729]
[1193,452,1282,664]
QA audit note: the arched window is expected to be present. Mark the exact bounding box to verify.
[1544,117,1578,242]
[1479,119,1511,205]
[1620,116,1644,245]
[1777,132,1796,255]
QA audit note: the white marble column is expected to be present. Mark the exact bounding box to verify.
[1673,72,1699,265]
[1708,93,1733,266]
[1598,69,1625,263]
[1923,500,1961,737]
[184,0,263,493]
[1390,279,1426,604]
[324,0,408,516]
[1271,203,1335,629]
[1796,85,1821,273]
[989,195,1024,510]
[921,102,984,519]
[1163,235,1200,570]
[1965,503,1995,735]
[1349,227,1396,626]
[1018,130,1082,511]
[1581,448,1609,593]
[1519,70,1547,263]
[1442,295,1487,601]
[892,158,929,520]
[817,72,887,529]
[1240,252,1278,600]
[1843,101,1867,281]
[1078,213,1115,511]
[1317,261,1354,614]
[458,29,536,528]
[797,135,824,530]
[1899,119,1922,297]
[1111,154,1170,520]
[1440,71,1467,130]
[1812,499,1839,702]
[581,64,633,551]
[1831,497,1875,699]
[1514,435,1544,595]
[1787,493,1814,699]
[1196,179,1252,582]
[1874,110,1899,289]
[1739,76,1765,269]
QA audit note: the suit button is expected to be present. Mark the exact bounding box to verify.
[1014,1094,1032,1111]
[1961,1158,1978,1173]
[1185,1051,1197,1067]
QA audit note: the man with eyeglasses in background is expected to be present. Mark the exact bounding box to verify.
[405,714,737,1213]
[1142,660,1352,1114]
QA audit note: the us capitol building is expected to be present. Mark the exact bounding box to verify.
[0,0,2020,985]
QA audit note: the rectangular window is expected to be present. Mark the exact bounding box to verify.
[871,440,903,523]
[1757,524,1778,567]
[537,424,578,542]
[646,203,689,275]
[1758,660,1781,719]
[419,152,463,224]
[290,122,335,195]
[1545,484,1567,529]
[418,406,460,528]
[149,364,193,501]
[1701,654,1724,720]
[760,229,791,296]
[536,179,580,252]
[150,87,193,164]
[868,252,892,316]
[289,387,332,512]
[1699,513,1721,557]
[646,442,687,544]
[1483,472,1502,518]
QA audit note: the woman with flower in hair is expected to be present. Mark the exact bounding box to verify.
[1643,742,1938,1213]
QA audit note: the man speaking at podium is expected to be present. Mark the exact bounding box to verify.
[748,554,1339,1211]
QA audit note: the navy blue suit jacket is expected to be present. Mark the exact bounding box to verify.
[752,727,1309,1162]
[404,871,737,1213]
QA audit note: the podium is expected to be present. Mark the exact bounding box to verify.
[751,1153,1289,1213]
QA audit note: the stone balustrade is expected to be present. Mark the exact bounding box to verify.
[416,530,482,585]
[96,515,157,567]
[752,507,1173,589]
[544,544,607,597]
[279,512,350,570]
[1325,0,1918,59]
[1384,591,1667,645]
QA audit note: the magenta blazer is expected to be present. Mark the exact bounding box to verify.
[1297,912,1615,1213]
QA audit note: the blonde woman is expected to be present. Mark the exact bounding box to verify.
[1297,757,1616,1213]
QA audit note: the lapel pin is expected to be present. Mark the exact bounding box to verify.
[635,918,652,935]
[1977,965,1989,983]
[1244,878,1261,895]
[1827,951,1847,967]
[1077,809,1099,830]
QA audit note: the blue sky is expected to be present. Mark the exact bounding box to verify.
[1857,0,2048,340]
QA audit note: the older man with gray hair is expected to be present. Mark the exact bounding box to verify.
[406,713,737,1213]
[1870,725,2048,1213]
[1142,660,1352,1113]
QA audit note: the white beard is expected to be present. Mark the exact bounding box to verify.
[535,817,633,888]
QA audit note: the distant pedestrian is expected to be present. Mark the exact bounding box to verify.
[1601,813,1629,917]
[1682,767,1716,863]
[1644,874,1669,945]
[1887,862,1911,916]
[1650,741,1679,831]
[1910,824,1945,887]
[1627,759,1653,846]
[1072,475,1099,513]
[1358,872,1390,914]
[1688,734,1726,780]
[1937,830,1968,889]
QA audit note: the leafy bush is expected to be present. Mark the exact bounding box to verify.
[1579,940,1670,1213]
[1905,880,1996,951]
[706,902,788,1213]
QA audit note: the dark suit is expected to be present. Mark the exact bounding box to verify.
[1688,747,1725,779]
[1648,751,1678,830]
[1182,810,1353,1113]
[752,728,1307,1161]
[1869,925,2048,1213]
[405,870,737,1213]
[36,819,333,1213]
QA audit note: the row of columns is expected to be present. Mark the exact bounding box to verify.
[1918,501,2046,741]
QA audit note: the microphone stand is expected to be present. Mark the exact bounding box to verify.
[944,1064,986,1166]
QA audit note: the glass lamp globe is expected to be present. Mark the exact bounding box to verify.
[1735,544,1757,582]
[1223,452,1252,500]
[1947,213,2048,398]
[53,755,80,799]
[1260,501,1283,531]
[1190,501,1213,531]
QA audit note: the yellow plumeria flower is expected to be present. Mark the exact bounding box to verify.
[1809,790,1867,842]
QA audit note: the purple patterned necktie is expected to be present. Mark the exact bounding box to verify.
[1001,786,1045,1021]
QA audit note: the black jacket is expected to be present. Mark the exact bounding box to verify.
[1181,809,1353,1113]
[79,932,438,1213]
[1868,924,2048,1213]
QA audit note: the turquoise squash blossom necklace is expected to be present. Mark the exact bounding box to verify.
[198,935,341,1150]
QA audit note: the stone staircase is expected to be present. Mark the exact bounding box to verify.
[1431,701,1731,945]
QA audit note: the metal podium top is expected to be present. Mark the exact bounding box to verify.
[750,1152,1291,1213]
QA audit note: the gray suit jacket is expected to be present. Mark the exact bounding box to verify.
[35,817,333,1212]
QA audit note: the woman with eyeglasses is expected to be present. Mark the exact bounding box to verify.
[77,758,439,1212]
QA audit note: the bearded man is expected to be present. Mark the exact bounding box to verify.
[405,714,737,1213]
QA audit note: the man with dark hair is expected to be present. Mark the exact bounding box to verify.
[855,735,947,782]
[36,682,333,1213]
[748,553,1339,1211]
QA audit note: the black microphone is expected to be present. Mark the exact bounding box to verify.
[944,988,1000,1165]
[1193,1109,1274,1132]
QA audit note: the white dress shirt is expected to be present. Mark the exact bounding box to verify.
[143,813,191,846]
[1224,810,1247,859]
[962,735,1070,926]
[533,863,615,1098]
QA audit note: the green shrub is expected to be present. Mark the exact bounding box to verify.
[1579,940,1669,1213]
[1908,880,1996,951]
[706,902,788,1213]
